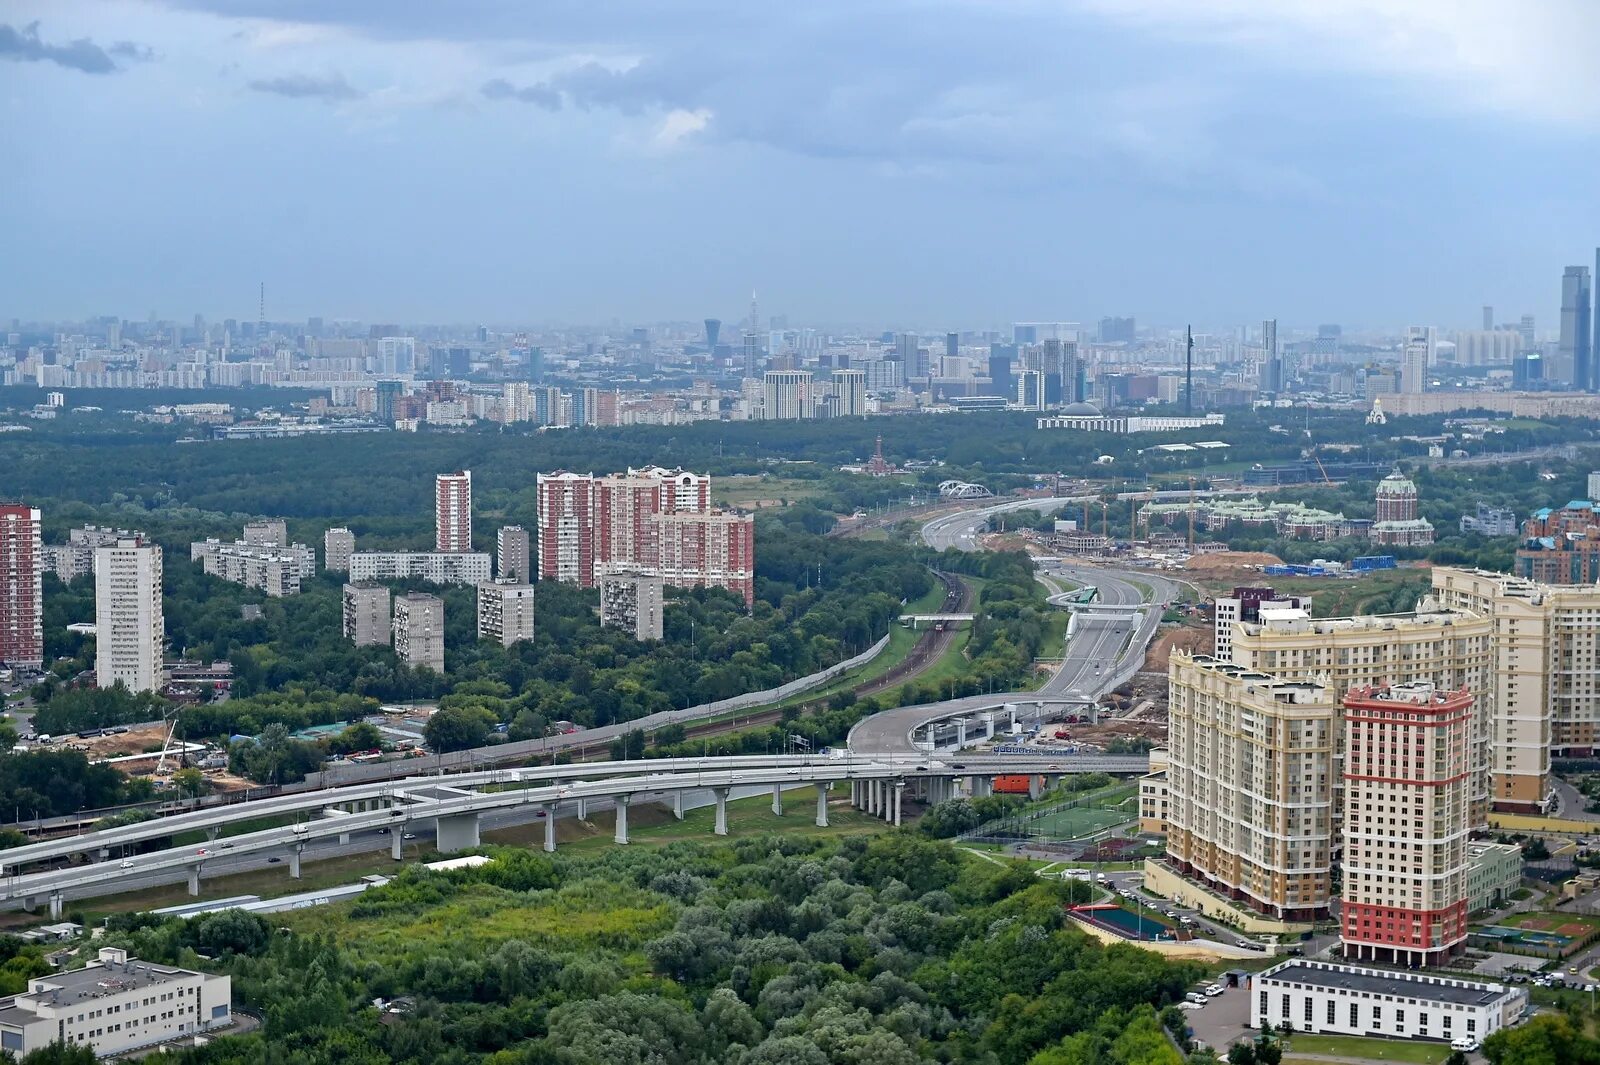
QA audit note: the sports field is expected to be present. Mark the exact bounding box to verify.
[1028,805,1128,839]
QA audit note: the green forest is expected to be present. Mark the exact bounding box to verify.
[89,833,1204,1065]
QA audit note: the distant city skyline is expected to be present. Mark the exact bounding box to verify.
[4,2,1599,325]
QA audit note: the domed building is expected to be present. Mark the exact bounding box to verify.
[1060,401,1102,416]
[1370,469,1435,546]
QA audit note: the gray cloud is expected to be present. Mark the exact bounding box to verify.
[0,21,150,75]
[480,77,559,109]
[248,73,365,102]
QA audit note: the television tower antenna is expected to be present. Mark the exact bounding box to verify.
[749,290,759,334]
[1185,325,1194,416]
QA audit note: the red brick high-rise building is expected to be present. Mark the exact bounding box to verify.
[1341,682,1473,967]
[0,504,43,669]
[435,471,473,553]
[536,467,754,605]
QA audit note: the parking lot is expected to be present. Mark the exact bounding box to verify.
[1183,984,1250,1053]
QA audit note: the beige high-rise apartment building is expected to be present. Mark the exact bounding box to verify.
[1166,655,1337,920]
[94,539,164,693]
[1429,567,1600,811]
[1230,604,1494,825]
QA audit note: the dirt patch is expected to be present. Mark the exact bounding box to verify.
[1145,624,1213,672]
[76,724,171,759]
[1183,551,1285,585]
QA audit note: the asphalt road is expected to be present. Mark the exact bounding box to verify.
[850,502,1176,756]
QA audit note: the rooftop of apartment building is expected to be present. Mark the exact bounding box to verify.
[1235,602,1480,638]
[1174,654,1331,704]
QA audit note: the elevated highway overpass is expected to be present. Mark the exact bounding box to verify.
[849,500,1174,759]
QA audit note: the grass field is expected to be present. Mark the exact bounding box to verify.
[710,475,826,508]
[1284,1033,1450,1064]
[1028,806,1128,839]
[1501,909,1600,935]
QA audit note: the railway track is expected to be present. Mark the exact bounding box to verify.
[672,570,973,745]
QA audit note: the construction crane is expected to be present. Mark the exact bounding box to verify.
[152,707,182,777]
[1311,450,1335,487]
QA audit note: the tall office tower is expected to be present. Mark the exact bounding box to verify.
[987,344,1016,399]
[1040,338,1064,406]
[341,583,391,647]
[0,504,42,668]
[243,519,287,547]
[323,527,354,573]
[600,571,665,641]
[1165,655,1337,920]
[704,318,721,353]
[1512,352,1543,388]
[379,336,416,374]
[1059,339,1083,404]
[1560,265,1592,389]
[1518,314,1536,351]
[435,470,473,553]
[742,333,761,379]
[1483,305,1494,331]
[894,332,925,377]
[392,592,445,672]
[945,332,959,361]
[831,369,866,416]
[477,581,536,647]
[1262,318,1284,393]
[375,379,404,423]
[537,472,597,586]
[1341,682,1473,966]
[1230,604,1494,827]
[496,525,530,583]
[761,370,813,420]
[1016,369,1046,411]
[1400,327,1429,394]
[94,539,163,693]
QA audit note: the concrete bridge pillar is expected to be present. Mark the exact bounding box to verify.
[984,714,996,739]
[892,782,904,827]
[576,797,589,821]
[714,788,731,836]
[542,806,557,852]
[187,864,201,897]
[289,847,302,880]
[613,796,630,845]
[1044,774,1061,794]
[851,780,861,809]
[48,892,63,920]
[97,847,109,863]
[206,827,220,843]
[868,780,881,815]
[816,784,831,828]
[1029,775,1044,801]
[435,812,481,853]
[671,791,685,820]
[969,774,993,798]
[956,719,967,749]
[389,827,404,861]
[771,784,784,816]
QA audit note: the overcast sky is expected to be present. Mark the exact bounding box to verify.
[3,1,1599,332]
